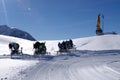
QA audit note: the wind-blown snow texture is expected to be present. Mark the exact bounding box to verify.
[0,25,36,41]
[0,34,120,80]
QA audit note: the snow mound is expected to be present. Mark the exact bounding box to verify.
[74,34,120,50]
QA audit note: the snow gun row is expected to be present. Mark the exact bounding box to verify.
[8,39,74,58]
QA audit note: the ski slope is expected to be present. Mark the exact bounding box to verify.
[19,54,120,80]
[0,52,120,80]
[0,34,120,80]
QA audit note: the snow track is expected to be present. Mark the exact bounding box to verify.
[70,65,120,80]
[22,54,120,80]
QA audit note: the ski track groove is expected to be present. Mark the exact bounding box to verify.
[22,55,120,80]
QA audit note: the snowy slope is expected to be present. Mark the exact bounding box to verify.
[21,54,120,80]
[38,34,120,55]
[74,34,120,50]
[0,34,120,80]
[1,34,120,55]
[0,35,33,55]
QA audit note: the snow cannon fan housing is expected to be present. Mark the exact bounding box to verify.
[9,42,20,55]
[33,42,47,55]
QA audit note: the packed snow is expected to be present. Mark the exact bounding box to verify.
[0,34,120,80]
[0,59,38,80]
[21,54,120,80]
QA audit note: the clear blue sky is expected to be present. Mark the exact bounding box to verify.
[0,0,120,40]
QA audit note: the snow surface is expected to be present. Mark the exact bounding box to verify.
[1,34,120,55]
[74,35,120,50]
[21,54,120,80]
[0,34,120,80]
[0,59,38,80]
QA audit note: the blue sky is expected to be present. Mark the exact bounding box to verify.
[0,0,120,40]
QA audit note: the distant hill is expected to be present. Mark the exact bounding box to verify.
[0,25,36,41]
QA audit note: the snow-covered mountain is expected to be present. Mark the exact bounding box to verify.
[0,34,120,55]
[0,25,36,41]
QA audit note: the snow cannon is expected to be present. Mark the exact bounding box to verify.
[9,42,20,55]
[96,14,103,35]
[33,41,46,55]
[58,39,74,53]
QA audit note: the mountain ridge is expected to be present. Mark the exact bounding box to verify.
[0,25,36,41]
